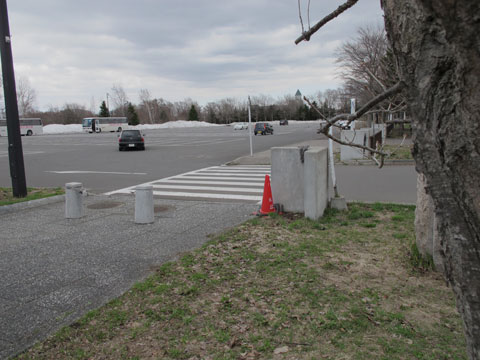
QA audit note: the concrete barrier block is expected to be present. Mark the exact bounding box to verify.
[304,147,329,220]
[340,129,370,161]
[271,147,305,213]
[330,196,348,211]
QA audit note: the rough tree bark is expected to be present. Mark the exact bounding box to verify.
[381,1,480,358]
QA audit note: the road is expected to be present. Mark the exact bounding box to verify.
[0,123,417,203]
[0,123,319,194]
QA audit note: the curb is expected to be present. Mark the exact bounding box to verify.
[0,194,65,215]
[337,159,414,166]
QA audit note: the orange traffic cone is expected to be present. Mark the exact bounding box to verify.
[259,175,275,215]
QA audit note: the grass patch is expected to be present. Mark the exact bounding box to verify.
[383,144,413,160]
[17,203,466,359]
[0,187,63,206]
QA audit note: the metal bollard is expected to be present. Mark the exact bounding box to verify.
[65,182,84,218]
[135,185,154,224]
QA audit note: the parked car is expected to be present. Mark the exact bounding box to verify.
[254,122,274,135]
[233,122,248,130]
[337,120,351,130]
[118,129,145,151]
[279,120,289,126]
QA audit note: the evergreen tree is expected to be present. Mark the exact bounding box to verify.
[188,104,199,121]
[99,101,109,117]
[126,102,139,126]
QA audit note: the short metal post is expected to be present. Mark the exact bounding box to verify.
[135,185,154,224]
[65,182,84,218]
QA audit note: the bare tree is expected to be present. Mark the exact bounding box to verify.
[250,94,275,122]
[172,98,197,120]
[217,98,238,124]
[296,1,480,357]
[16,76,37,116]
[156,98,175,123]
[138,88,155,124]
[110,83,128,117]
[335,24,406,122]
[202,102,219,123]
[280,94,301,120]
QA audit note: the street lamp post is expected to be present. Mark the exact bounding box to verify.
[0,0,27,197]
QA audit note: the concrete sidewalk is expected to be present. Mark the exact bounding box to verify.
[228,139,330,166]
[0,195,256,359]
[229,137,413,166]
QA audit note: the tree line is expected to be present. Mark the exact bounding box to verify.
[2,25,399,127]
[21,89,348,126]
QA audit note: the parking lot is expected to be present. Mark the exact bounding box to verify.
[0,123,320,194]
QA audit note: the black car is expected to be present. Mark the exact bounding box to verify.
[279,120,289,126]
[118,130,145,151]
[254,122,274,135]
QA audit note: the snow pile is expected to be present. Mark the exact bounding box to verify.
[42,120,222,134]
[43,124,83,134]
[133,120,222,130]
[42,120,319,135]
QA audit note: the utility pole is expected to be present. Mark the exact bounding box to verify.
[0,0,27,197]
[248,96,253,156]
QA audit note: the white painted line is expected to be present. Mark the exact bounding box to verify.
[151,184,263,193]
[177,175,266,181]
[191,172,267,177]
[151,191,262,201]
[111,188,262,201]
[202,169,271,174]
[154,179,264,187]
[46,171,147,175]
[221,166,271,169]
[0,151,44,157]
[209,166,271,171]
[149,139,242,147]
[104,165,271,197]
[196,168,270,173]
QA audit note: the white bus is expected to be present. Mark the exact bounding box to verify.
[82,117,128,133]
[0,118,43,136]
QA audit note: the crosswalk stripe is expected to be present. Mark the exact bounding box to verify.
[152,191,262,201]
[157,179,264,186]
[152,184,263,193]
[105,165,270,203]
[196,167,270,173]
[177,175,265,181]
[192,172,267,177]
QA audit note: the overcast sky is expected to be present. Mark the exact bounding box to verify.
[6,0,383,111]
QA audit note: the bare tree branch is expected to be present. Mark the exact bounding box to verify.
[295,0,359,44]
[307,0,311,29]
[364,66,387,91]
[321,121,387,167]
[345,80,404,123]
[297,0,305,33]
[304,81,406,168]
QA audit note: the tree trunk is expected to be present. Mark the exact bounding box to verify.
[381,1,480,358]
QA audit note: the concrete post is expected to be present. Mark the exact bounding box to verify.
[65,182,84,219]
[271,147,305,213]
[304,147,329,220]
[135,185,154,224]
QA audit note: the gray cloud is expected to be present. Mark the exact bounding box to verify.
[6,0,383,110]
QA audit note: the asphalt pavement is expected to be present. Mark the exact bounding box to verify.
[0,137,416,359]
[0,195,257,359]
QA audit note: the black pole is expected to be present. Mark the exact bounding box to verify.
[0,0,27,197]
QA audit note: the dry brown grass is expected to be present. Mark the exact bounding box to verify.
[17,203,466,360]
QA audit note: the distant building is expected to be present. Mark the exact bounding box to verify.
[295,89,302,100]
